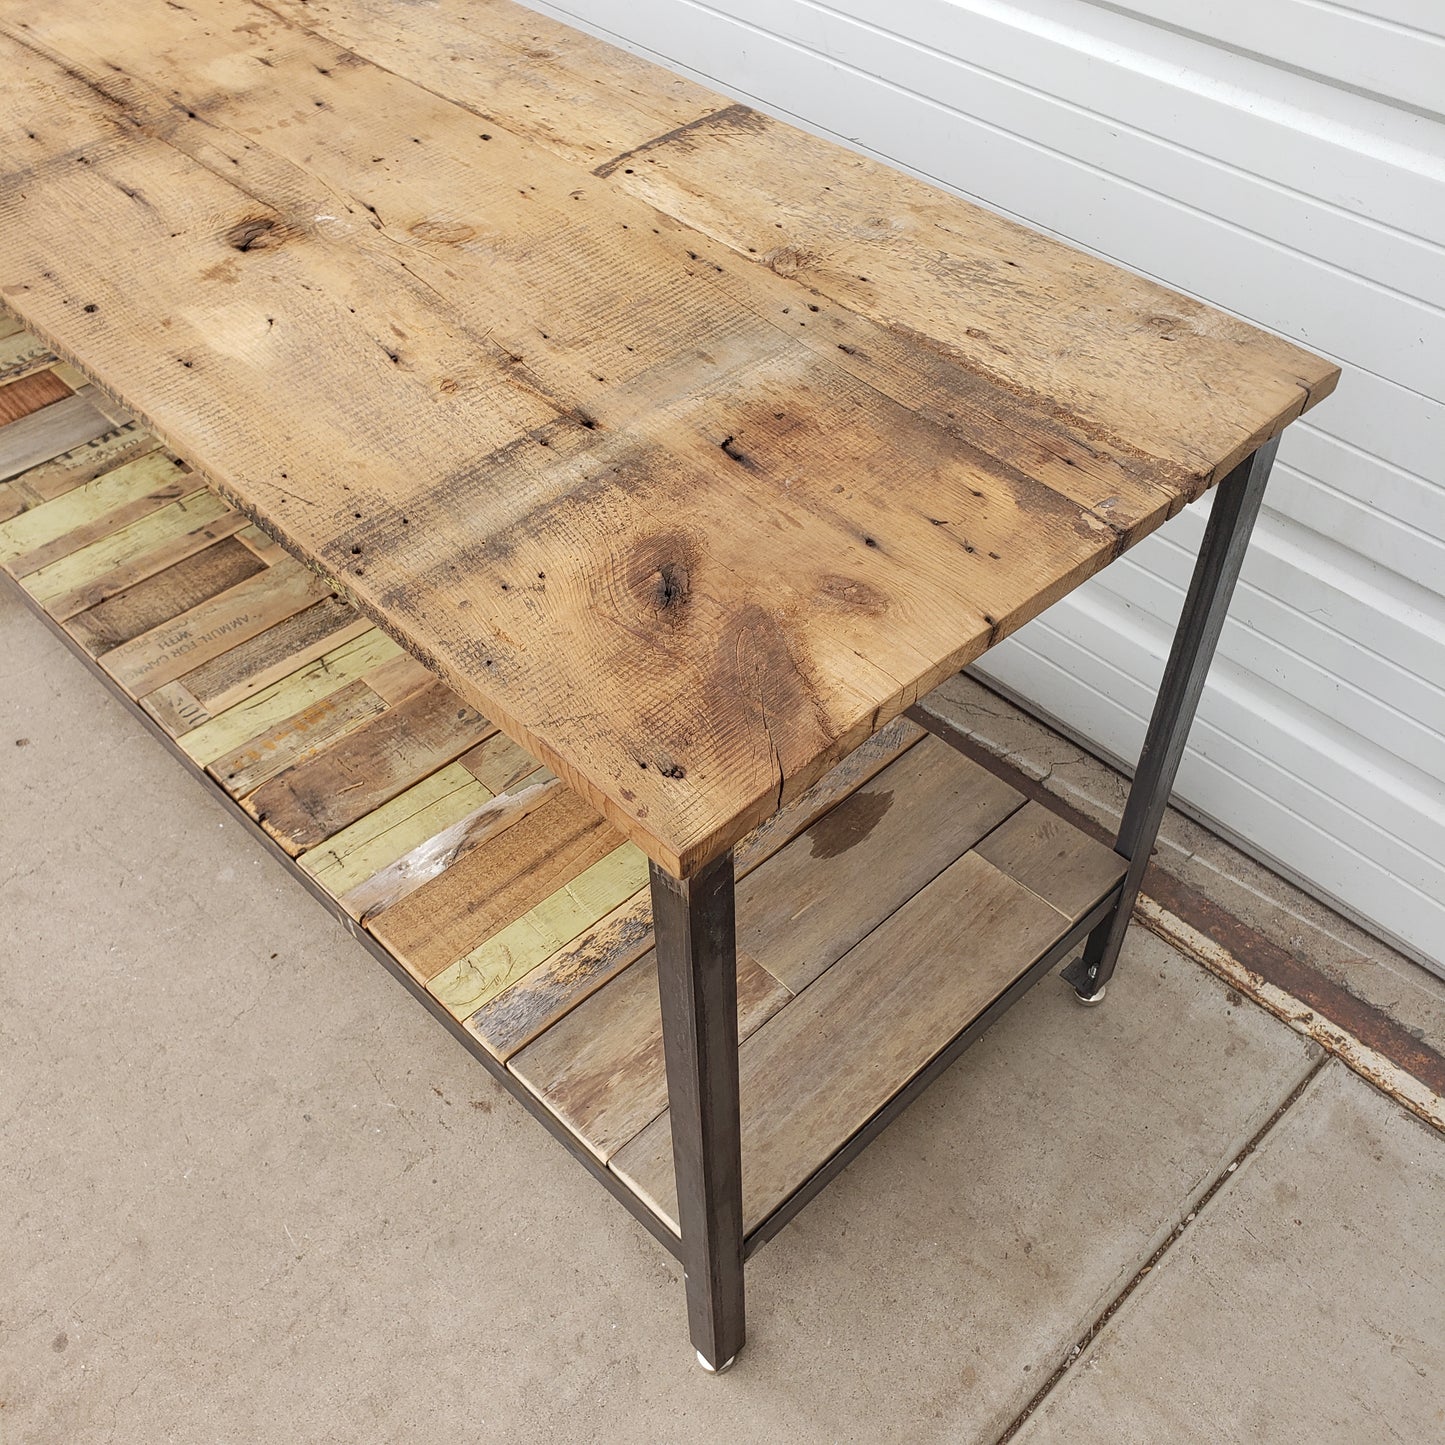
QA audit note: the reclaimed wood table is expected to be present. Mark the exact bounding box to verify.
[0,0,1336,1371]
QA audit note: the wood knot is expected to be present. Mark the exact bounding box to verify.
[817,574,886,613]
[761,244,815,278]
[656,560,689,610]
[410,218,477,245]
[226,216,284,252]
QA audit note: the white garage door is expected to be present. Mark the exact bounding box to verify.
[534,0,1445,974]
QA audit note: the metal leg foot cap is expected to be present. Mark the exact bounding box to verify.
[696,1350,737,1374]
[1073,982,1107,1007]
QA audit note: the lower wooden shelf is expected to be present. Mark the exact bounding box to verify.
[1,320,1125,1247]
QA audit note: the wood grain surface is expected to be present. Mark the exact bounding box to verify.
[611,852,1095,1234]
[0,0,1336,875]
[1,351,1129,1242]
[467,713,926,1061]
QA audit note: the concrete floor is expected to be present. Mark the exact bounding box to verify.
[3,582,1443,1445]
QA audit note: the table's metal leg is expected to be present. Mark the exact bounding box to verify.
[651,851,745,1372]
[1064,437,1279,1004]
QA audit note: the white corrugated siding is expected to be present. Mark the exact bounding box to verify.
[533,0,1445,972]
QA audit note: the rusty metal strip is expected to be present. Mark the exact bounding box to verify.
[909,703,1445,1132]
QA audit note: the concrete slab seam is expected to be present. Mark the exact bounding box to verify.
[993,1054,1332,1445]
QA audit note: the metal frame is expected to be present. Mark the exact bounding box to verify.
[650,856,746,1371]
[1061,439,1278,1001]
[10,438,1276,1374]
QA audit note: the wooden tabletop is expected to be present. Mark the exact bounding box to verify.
[0,0,1337,876]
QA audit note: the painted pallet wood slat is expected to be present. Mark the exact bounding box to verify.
[68,536,267,655]
[465,713,928,1061]
[0,451,188,567]
[299,761,495,900]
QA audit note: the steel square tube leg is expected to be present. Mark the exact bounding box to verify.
[651,851,746,1371]
[1064,438,1279,1001]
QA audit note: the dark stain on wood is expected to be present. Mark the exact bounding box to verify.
[808,787,892,860]
[591,102,768,179]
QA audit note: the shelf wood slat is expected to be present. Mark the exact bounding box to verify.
[67,534,266,655]
[369,787,624,992]
[516,948,792,1164]
[100,557,329,698]
[735,735,1022,994]
[610,848,1116,1236]
[246,678,496,853]
[974,801,1128,920]
[511,732,1018,1159]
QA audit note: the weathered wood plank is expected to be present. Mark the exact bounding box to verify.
[99,556,331,697]
[0,393,117,483]
[0,451,189,571]
[265,0,718,172]
[7,424,161,507]
[0,6,1336,876]
[361,651,440,707]
[140,678,211,737]
[6,473,191,578]
[508,733,1020,1160]
[367,787,622,986]
[342,771,557,922]
[466,714,926,1060]
[264,0,1337,489]
[232,524,292,567]
[206,677,391,794]
[299,760,492,900]
[65,535,265,654]
[0,367,70,425]
[176,596,370,713]
[180,628,402,766]
[456,731,546,797]
[610,851,1071,1234]
[0,481,25,525]
[512,948,790,1163]
[30,492,247,618]
[974,800,1127,922]
[427,841,650,1020]
[468,889,656,1062]
[734,734,1022,994]
[244,679,496,853]
[24,489,230,603]
[49,362,89,393]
